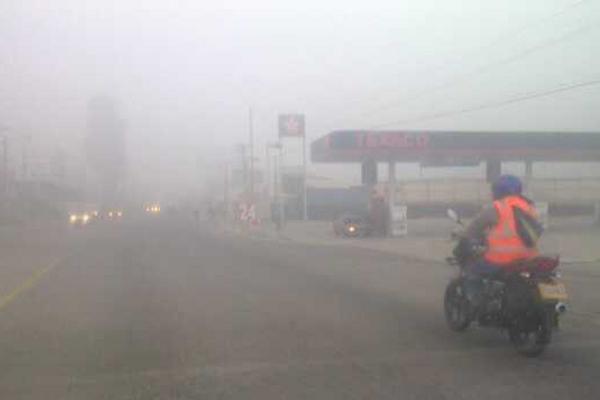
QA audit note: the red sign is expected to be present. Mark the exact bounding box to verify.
[279,114,305,137]
[237,202,259,225]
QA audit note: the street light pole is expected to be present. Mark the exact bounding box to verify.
[265,144,271,198]
[275,149,285,230]
[0,130,8,196]
[302,133,308,221]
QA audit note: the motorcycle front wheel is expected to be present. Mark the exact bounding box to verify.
[444,279,472,332]
[509,306,553,357]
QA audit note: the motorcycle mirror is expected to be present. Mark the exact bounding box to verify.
[447,209,461,224]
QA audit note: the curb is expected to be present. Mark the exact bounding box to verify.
[562,258,600,265]
[267,232,446,265]
[221,224,599,267]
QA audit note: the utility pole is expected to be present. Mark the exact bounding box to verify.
[267,142,284,230]
[239,144,248,192]
[22,135,31,181]
[248,107,254,198]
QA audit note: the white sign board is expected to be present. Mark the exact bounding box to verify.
[390,204,408,237]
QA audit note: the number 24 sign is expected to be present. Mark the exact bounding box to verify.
[238,203,257,222]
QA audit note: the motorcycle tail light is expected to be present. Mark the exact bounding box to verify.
[535,256,560,272]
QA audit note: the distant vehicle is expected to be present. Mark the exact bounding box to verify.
[65,202,100,227]
[332,214,370,238]
[145,203,161,215]
[104,209,124,221]
[69,212,93,227]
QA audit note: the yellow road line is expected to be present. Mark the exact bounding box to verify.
[0,258,61,311]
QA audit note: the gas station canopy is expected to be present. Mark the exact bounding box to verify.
[311,130,600,165]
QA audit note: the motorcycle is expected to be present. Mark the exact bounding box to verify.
[443,209,568,357]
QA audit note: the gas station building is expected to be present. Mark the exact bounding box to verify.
[312,130,600,183]
[310,130,600,231]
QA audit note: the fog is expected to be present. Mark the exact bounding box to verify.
[4,3,600,394]
[2,0,600,202]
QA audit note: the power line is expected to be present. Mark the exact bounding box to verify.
[372,77,600,128]
[366,19,599,116]
[378,0,591,57]
[452,0,591,61]
[325,1,595,129]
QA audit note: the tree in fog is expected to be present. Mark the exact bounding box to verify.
[86,96,126,205]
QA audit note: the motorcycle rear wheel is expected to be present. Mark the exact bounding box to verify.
[509,306,553,357]
[444,279,472,332]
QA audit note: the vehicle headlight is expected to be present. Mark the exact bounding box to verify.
[69,215,77,223]
[117,211,123,217]
[82,214,90,222]
[348,225,356,233]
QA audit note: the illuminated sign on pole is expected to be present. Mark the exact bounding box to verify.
[278,114,305,138]
[278,113,308,220]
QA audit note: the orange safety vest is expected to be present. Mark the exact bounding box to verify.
[484,195,539,265]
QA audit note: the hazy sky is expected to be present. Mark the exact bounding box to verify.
[1,0,599,195]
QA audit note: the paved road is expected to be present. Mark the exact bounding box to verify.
[0,218,599,399]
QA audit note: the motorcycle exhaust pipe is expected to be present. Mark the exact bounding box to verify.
[555,302,568,314]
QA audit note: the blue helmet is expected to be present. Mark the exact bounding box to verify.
[492,174,523,200]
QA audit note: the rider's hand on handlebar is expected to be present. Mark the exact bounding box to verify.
[451,227,465,240]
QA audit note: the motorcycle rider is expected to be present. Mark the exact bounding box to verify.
[463,174,543,312]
